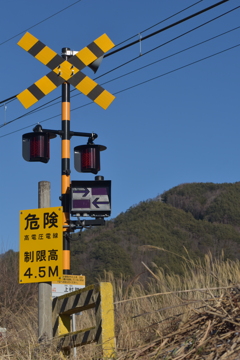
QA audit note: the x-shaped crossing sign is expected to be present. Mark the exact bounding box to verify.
[17,32,115,110]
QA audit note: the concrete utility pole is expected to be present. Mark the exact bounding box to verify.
[38,181,52,340]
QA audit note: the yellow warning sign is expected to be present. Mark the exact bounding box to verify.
[19,207,63,284]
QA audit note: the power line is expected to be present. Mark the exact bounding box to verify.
[97,5,240,80]
[1,42,239,139]
[0,95,61,128]
[101,26,240,87]
[4,6,240,128]
[0,0,205,108]
[115,0,205,47]
[1,9,239,131]
[0,0,83,47]
[0,95,17,105]
[0,1,204,107]
[105,0,232,58]
[0,0,232,107]
[114,43,240,97]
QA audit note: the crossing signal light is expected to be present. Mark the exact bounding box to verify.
[22,126,56,163]
[22,132,50,163]
[74,144,106,174]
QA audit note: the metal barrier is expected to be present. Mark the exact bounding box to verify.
[52,282,116,358]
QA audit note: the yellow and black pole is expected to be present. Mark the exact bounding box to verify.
[61,47,71,275]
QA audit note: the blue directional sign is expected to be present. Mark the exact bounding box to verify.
[70,180,111,217]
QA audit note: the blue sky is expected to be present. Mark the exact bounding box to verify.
[0,0,239,252]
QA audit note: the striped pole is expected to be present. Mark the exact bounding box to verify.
[61,47,71,275]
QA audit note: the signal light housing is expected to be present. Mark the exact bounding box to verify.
[74,144,106,174]
[22,130,56,163]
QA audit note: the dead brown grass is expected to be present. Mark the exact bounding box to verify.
[1,250,240,359]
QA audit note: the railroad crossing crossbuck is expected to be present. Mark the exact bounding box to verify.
[17,32,115,109]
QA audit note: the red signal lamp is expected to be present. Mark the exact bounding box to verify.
[74,144,106,174]
[22,127,56,163]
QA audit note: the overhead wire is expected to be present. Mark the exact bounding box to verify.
[0,0,238,135]
[24,20,240,109]
[1,3,238,129]
[97,5,240,80]
[0,3,238,131]
[1,41,239,139]
[101,25,240,87]
[115,0,205,46]
[0,0,232,108]
[104,0,232,58]
[0,95,61,127]
[0,0,204,108]
[0,95,17,105]
[114,43,240,97]
[0,0,85,106]
[0,0,83,47]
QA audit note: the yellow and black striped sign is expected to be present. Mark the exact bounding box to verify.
[52,282,116,356]
[17,32,115,109]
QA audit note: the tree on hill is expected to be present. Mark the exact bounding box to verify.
[71,182,240,283]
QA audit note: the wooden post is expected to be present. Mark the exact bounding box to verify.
[38,181,52,341]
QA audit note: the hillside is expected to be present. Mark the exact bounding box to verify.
[71,182,240,284]
[161,181,240,225]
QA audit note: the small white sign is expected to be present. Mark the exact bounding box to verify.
[52,283,85,298]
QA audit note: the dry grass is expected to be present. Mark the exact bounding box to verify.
[112,249,240,359]
[1,250,240,359]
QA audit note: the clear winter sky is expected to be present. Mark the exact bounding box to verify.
[0,0,239,252]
